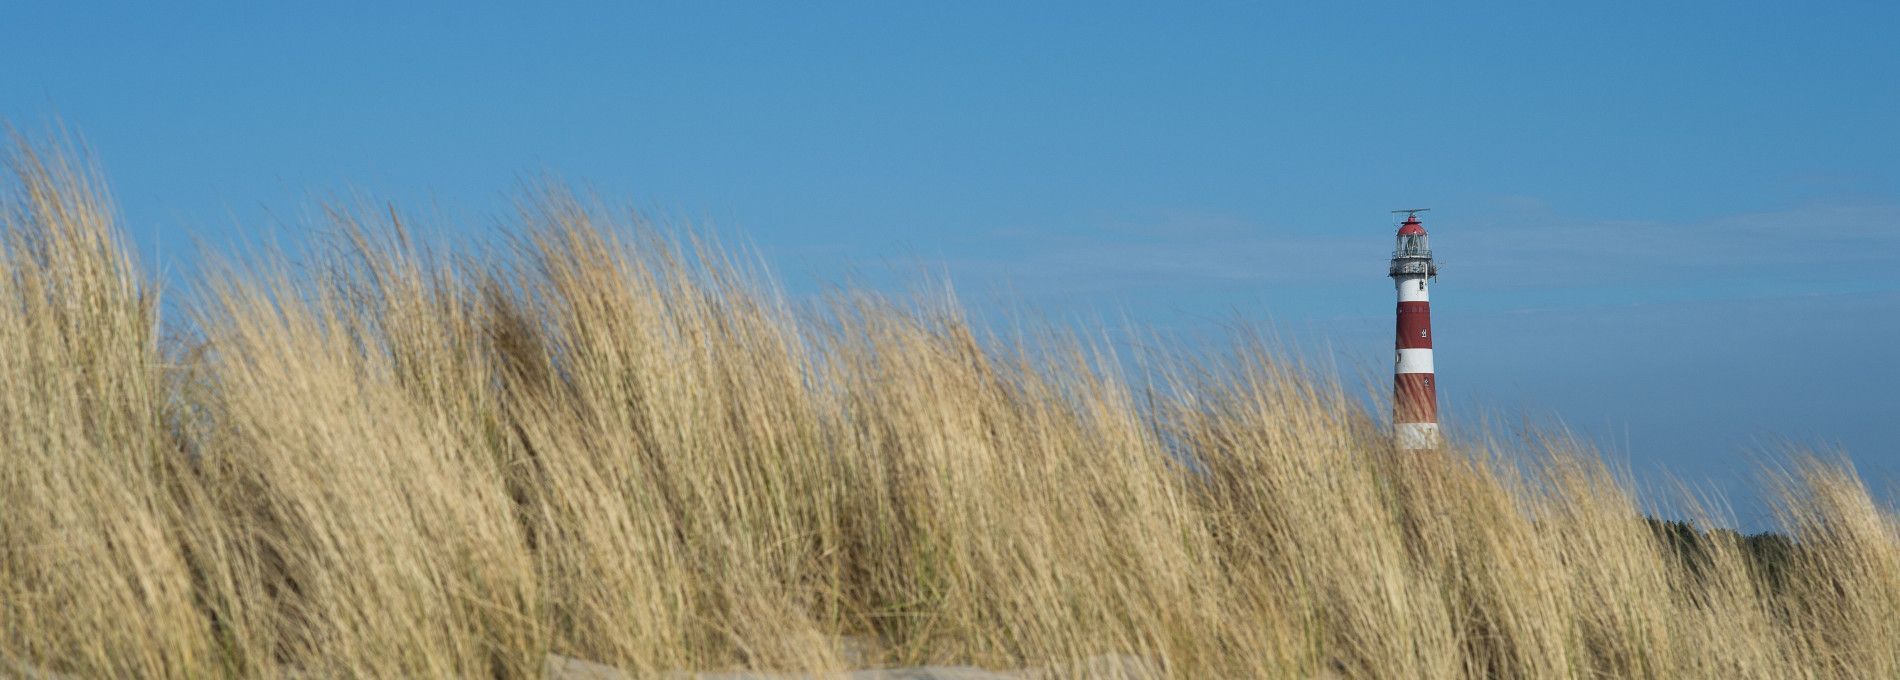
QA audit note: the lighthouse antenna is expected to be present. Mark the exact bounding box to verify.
[1390,208,1431,217]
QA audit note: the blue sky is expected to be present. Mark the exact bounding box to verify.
[5,1,1896,528]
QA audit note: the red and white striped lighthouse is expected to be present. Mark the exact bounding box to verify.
[1389,209,1439,450]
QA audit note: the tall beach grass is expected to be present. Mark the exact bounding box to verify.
[2,134,1895,678]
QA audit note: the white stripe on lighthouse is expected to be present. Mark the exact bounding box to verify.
[1396,422,1439,450]
[1396,277,1430,302]
[1396,348,1434,374]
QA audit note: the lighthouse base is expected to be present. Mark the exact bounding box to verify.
[1396,422,1440,450]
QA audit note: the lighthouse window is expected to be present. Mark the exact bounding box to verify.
[1417,280,1425,291]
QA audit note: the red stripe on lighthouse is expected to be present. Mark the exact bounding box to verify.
[1394,373,1438,422]
[1396,302,1433,349]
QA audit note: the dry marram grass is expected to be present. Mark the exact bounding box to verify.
[2,135,1896,678]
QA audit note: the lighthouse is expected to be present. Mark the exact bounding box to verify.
[1389,209,1439,450]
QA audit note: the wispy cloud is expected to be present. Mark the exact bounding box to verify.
[920,199,1900,303]
[1456,200,1900,285]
